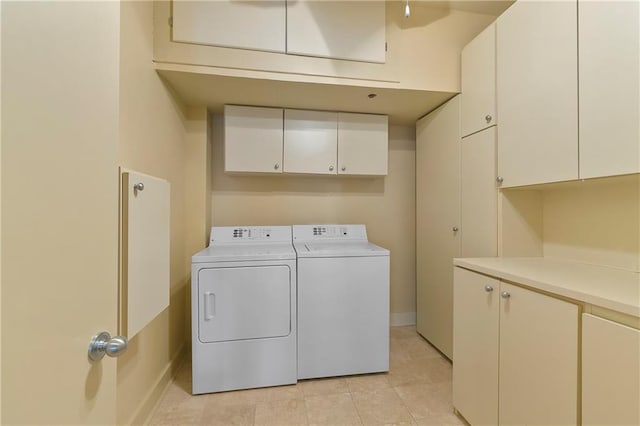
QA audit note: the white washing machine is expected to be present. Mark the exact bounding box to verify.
[191,226,297,394]
[293,224,390,380]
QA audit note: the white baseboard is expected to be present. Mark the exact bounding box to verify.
[390,312,417,326]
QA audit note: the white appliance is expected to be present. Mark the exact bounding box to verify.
[293,224,390,379]
[191,226,297,394]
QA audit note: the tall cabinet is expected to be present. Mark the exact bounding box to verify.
[416,97,461,359]
[416,21,498,358]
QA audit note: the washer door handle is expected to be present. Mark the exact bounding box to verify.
[204,292,216,320]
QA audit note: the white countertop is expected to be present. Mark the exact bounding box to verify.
[453,257,640,317]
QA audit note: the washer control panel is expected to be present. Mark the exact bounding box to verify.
[210,226,292,244]
[293,224,368,241]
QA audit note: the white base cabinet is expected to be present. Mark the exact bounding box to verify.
[453,268,499,426]
[582,314,640,426]
[453,267,579,425]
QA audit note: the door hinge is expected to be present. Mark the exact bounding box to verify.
[168,16,173,27]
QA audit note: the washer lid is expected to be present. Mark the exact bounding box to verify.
[192,243,296,263]
[294,241,389,258]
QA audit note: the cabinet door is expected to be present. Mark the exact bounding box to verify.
[224,105,284,173]
[286,0,386,63]
[461,23,496,137]
[497,0,578,187]
[460,128,497,258]
[284,109,337,175]
[337,113,388,176]
[579,0,640,179]
[582,314,640,426]
[452,268,499,426]
[499,282,578,425]
[172,0,286,53]
[416,96,461,359]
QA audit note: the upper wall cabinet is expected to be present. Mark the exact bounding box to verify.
[172,1,286,53]
[337,113,388,176]
[171,0,385,63]
[579,0,640,179]
[497,0,578,188]
[461,23,496,138]
[224,105,284,173]
[286,1,386,63]
[283,109,338,175]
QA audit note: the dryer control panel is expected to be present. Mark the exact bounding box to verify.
[210,226,292,245]
[293,224,368,241]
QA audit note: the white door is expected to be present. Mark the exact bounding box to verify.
[224,105,284,173]
[497,0,578,187]
[499,282,578,425]
[337,112,388,176]
[452,268,499,426]
[286,0,386,63]
[2,2,120,423]
[416,96,461,359]
[579,0,640,179]
[284,109,337,175]
[172,0,286,53]
[197,266,291,343]
[460,128,497,258]
[461,23,496,137]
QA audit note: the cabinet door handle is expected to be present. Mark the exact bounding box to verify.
[329,165,334,172]
[484,285,494,293]
[452,226,459,232]
[341,166,346,172]
[485,114,493,123]
[496,176,504,185]
[274,163,280,170]
[501,291,511,299]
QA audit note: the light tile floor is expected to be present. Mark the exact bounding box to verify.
[149,326,465,426]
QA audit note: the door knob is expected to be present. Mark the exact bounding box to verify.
[88,331,128,361]
[133,182,144,192]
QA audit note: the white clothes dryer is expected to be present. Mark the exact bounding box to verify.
[293,224,390,380]
[191,226,296,394]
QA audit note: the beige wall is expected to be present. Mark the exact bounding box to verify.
[210,115,417,316]
[116,2,208,424]
[543,175,640,272]
[500,174,640,272]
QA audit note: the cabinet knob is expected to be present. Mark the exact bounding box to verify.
[329,165,334,172]
[485,114,493,123]
[484,285,494,293]
[452,226,459,232]
[501,291,511,299]
[274,163,280,170]
[496,176,504,185]
[341,166,346,172]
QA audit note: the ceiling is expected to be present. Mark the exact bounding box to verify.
[157,67,456,125]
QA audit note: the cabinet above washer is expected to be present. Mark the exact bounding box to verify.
[224,105,388,176]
